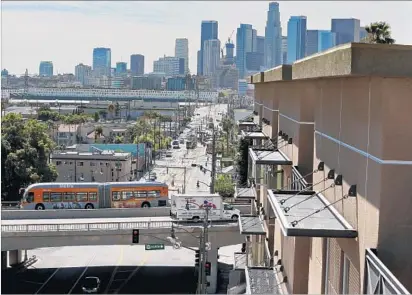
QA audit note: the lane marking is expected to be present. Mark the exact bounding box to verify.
[104,246,125,293]
[67,252,97,294]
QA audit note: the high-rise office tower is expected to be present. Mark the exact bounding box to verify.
[257,36,265,56]
[175,38,189,75]
[93,47,111,77]
[287,16,307,64]
[130,54,145,76]
[331,18,360,45]
[306,30,337,56]
[225,42,235,64]
[75,63,92,85]
[39,61,53,77]
[281,36,288,64]
[199,20,218,75]
[116,62,127,76]
[203,39,221,76]
[264,2,282,68]
[236,24,255,78]
[359,26,368,41]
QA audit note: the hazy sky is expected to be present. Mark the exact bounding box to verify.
[2,1,411,75]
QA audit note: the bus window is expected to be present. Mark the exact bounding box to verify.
[88,193,97,201]
[122,191,133,200]
[147,191,160,198]
[112,192,121,201]
[43,192,50,202]
[136,191,147,198]
[27,192,34,203]
[76,193,87,202]
[64,193,75,202]
[50,192,62,202]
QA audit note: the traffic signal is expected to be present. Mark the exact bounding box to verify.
[195,250,200,266]
[132,229,139,244]
[205,262,211,276]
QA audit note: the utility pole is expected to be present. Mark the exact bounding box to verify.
[210,126,217,194]
[197,205,210,294]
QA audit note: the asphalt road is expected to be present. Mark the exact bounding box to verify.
[148,104,228,195]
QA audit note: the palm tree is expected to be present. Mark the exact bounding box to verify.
[222,117,234,156]
[95,126,103,143]
[365,22,395,44]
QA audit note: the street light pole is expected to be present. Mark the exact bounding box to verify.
[210,126,217,194]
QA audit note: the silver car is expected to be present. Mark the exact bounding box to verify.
[82,276,100,294]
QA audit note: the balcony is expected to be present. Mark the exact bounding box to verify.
[249,148,292,166]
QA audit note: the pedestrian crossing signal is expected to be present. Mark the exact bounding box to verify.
[205,262,211,276]
[132,229,139,244]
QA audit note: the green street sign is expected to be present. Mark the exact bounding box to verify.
[145,243,165,251]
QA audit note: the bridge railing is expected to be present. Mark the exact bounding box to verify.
[2,220,174,233]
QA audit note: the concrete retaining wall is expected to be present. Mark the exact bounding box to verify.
[1,205,251,220]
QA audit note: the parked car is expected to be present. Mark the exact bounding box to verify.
[82,276,100,294]
[166,151,173,158]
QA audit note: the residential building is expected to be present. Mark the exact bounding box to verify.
[236,24,256,79]
[281,36,288,64]
[54,124,80,147]
[264,2,283,68]
[203,39,221,77]
[175,38,189,75]
[130,54,145,76]
[240,43,412,295]
[199,20,218,75]
[331,18,361,45]
[115,62,127,76]
[153,56,184,77]
[360,26,368,41]
[74,63,92,85]
[93,47,111,77]
[287,16,307,63]
[131,76,162,90]
[39,61,53,77]
[51,150,132,182]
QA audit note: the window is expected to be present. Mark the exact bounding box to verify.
[122,191,133,200]
[147,191,159,198]
[43,192,50,202]
[77,162,84,166]
[88,193,97,201]
[224,204,234,211]
[76,193,88,202]
[341,253,350,294]
[112,192,121,201]
[136,191,147,198]
[56,161,62,166]
[63,193,75,202]
[50,192,62,202]
[90,162,96,166]
[27,192,35,203]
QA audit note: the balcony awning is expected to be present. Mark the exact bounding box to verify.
[249,148,293,166]
[236,187,256,199]
[238,121,257,127]
[267,190,357,238]
[239,215,266,235]
[241,130,268,140]
[245,267,283,294]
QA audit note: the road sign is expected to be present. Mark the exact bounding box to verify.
[145,243,165,251]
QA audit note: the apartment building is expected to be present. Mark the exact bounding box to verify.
[51,150,132,183]
[54,124,80,147]
[235,43,412,295]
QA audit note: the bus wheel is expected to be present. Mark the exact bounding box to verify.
[85,203,94,209]
[141,202,151,208]
[35,204,45,210]
[192,216,200,222]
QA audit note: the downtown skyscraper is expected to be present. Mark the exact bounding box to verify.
[236,24,256,79]
[331,18,361,45]
[175,38,189,75]
[264,2,282,69]
[198,20,218,75]
[130,54,145,76]
[287,16,307,64]
[93,47,111,77]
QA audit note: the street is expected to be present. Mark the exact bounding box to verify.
[2,244,242,294]
[147,104,228,195]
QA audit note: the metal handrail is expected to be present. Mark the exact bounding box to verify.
[1,220,174,233]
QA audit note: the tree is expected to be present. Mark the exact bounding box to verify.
[94,112,100,122]
[98,109,108,120]
[236,138,251,186]
[114,102,120,118]
[365,22,395,44]
[108,104,115,120]
[94,126,103,143]
[222,117,235,156]
[1,113,58,201]
[37,105,61,122]
[215,174,235,198]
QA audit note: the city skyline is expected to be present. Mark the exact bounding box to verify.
[2,1,411,75]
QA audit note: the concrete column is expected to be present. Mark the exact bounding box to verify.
[206,248,218,294]
[2,251,7,271]
[8,250,22,266]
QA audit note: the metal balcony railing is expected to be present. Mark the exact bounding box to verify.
[1,220,174,233]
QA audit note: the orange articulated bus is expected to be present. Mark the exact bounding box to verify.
[21,181,169,210]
